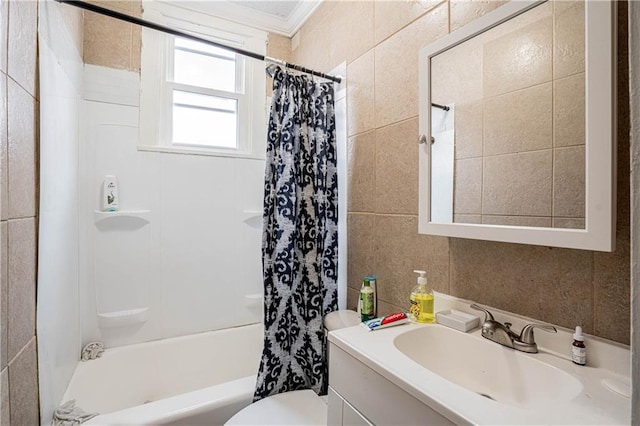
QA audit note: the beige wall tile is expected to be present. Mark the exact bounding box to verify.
[450,238,594,332]
[484,83,552,156]
[294,0,338,43]
[131,25,141,73]
[267,33,291,63]
[593,220,630,344]
[483,150,552,216]
[83,11,133,70]
[454,101,483,159]
[347,131,375,212]
[0,367,8,425]
[7,218,35,361]
[7,79,36,219]
[482,16,552,98]
[376,299,405,318]
[1,222,6,368]
[453,157,482,215]
[7,0,37,97]
[346,287,359,312]
[329,1,374,67]
[1,73,6,221]
[8,338,38,425]
[553,218,584,229]
[0,0,7,74]
[482,215,552,228]
[553,145,585,218]
[374,215,449,309]
[454,214,481,224]
[266,33,291,98]
[86,0,141,15]
[347,213,375,293]
[375,118,419,214]
[374,0,443,44]
[291,25,331,74]
[431,34,483,105]
[554,73,585,148]
[554,2,584,79]
[347,50,375,137]
[375,3,448,128]
[593,17,630,344]
[450,0,508,32]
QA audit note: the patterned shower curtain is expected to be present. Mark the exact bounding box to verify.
[254,66,339,401]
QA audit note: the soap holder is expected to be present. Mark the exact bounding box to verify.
[436,309,480,332]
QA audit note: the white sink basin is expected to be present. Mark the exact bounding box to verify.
[393,325,583,408]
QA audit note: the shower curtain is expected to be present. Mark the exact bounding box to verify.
[254,67,339,401]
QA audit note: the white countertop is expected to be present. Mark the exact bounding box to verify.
[328,296,630,425]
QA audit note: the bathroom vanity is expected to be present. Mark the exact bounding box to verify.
[327,296,630,425]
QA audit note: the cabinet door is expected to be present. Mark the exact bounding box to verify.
[328,386,373,426]
[342,399,373,426]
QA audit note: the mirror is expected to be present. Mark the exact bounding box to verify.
[418,0,616,251]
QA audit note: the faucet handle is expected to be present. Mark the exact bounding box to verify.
[469,304,495,323]
[519,323,557,344]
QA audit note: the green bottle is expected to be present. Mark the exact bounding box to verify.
[360,279,375,322]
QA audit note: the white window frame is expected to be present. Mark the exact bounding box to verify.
[139,1,267,159]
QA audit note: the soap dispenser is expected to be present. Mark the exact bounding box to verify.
[409,270,434,323]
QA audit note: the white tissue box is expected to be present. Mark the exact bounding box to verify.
[436,309,480,332]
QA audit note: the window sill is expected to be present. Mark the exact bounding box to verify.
[138,145,265,160]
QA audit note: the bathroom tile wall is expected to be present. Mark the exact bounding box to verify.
[0,0,40,423]
[292,0,631,344]
[83,0,142,72]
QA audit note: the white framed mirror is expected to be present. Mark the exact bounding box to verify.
[418,0,616,251]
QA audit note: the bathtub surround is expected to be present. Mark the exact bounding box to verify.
[76,3,308,351]
[255,67,339,400]
[36,1,84,423]
[290,0,632,345]
[0,0,40,423]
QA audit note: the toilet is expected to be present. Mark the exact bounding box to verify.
[226,310,360,425]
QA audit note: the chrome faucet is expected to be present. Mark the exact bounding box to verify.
[470,304,556,353]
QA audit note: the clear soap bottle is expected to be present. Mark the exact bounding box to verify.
[409,270,434,323]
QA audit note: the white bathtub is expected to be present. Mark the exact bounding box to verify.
[62,323,263,425]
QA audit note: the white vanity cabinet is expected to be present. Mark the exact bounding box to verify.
[327,343,456,426]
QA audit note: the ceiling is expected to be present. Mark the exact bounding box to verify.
[174,0,321,37]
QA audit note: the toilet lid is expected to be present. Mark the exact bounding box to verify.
[225,390,327,425]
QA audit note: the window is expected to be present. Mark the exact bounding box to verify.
[139,3,267,158]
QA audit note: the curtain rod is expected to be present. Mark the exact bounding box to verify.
[54,0,343,84]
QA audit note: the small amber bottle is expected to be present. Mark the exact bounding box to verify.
[571,326,586,366]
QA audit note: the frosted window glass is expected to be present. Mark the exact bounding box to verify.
[172,90,237,148]
[174,37,236,92]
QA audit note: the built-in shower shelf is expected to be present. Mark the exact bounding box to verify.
[94,209,151,224]
[98,307,149,328]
